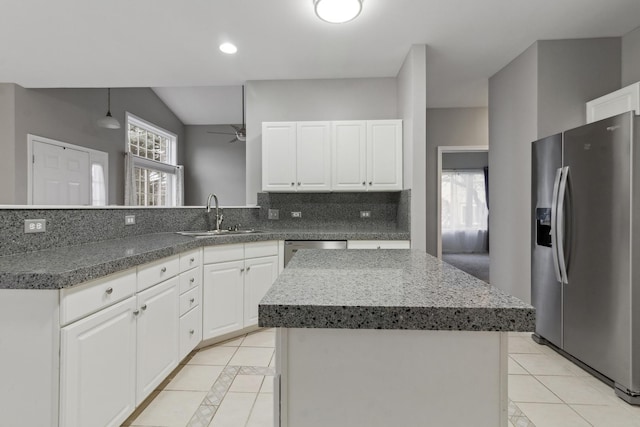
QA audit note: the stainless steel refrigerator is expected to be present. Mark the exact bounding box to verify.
[532,111,640,404]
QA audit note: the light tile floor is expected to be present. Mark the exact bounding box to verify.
[123,329,640,427]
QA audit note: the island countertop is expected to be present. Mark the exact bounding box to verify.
[259,249,535,332]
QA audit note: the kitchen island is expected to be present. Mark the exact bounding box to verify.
[259,250,535,427]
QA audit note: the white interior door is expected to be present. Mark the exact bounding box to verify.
[32,140,90,205]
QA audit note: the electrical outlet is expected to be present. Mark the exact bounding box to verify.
[125,215,136,225]
[268,209,280,220]
[360,211,371,218]
[291,211,302,218]
[24,219,46,233]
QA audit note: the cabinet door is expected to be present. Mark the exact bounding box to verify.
[60,296,137,427]
[262,122,297,191]
[366,120,403,191]
[332,121,367,191]
[202,260,245,339]
[296,122,331,191]
[244,255,279,327]
[136,277,180,405]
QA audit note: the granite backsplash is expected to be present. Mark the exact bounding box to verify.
[0,190,410,257]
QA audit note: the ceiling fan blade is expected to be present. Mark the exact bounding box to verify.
[207,131,235,135]
[228,137,239,143]
[229,124,241,132]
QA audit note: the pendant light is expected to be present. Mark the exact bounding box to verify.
[97,88,121,129]
[314,0,362,24]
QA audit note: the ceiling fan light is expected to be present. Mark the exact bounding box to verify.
[236,131,246,142]
[314,0,362,24]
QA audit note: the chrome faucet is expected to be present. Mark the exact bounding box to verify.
[205,193,224,231]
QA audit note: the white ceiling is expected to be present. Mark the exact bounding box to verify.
[1,0,639,121]
[152,86,243,125]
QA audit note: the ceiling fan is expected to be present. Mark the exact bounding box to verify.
[208,85,246,143]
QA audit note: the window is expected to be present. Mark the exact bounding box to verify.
[126,113,181,206]
[441,170,488,253]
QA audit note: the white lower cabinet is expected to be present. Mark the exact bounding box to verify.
[60,296,137,427]
[244,256,278,326]
[203,241,279,341]
[135,277,180,404]
[347,240,411,249]
[203,260,245,338]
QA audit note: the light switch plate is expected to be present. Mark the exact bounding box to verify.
[125,215,136,225]
[360,211,371,218]
[24,219,46,233]
[291,211,302,218]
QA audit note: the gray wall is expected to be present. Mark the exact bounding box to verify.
[622,25,640,86]
[489,38,621,304]
[489,43,539,303]
[8,86,184,204]
[426,107,488,255]
[397,45,427,251]
[442,151,488,170]
[245,78,398,206]
[537,38,621,138]
[183,125,246,206]
[0,84,16,204]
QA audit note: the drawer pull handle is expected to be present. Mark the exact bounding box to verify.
[190,257,195,262]
[190,278,195,283]
[362,181,366,186]
[246,266,251,272]
[377,246,381,249]
[369,181,372,186]
[105,287,113,295]
[161,267,167,273]
[133,310,140,316]
[240,268,245,273]
[190,298,195,304]
[141,304,147,311]
[189,329,195,335]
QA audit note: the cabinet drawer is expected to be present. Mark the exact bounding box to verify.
[179,286,200,317]
[203,243,244,264]
[137,255,180,292]
[245,241,278,259]
[347,240,411,249]
[60,268,137,326]
[180,249,201,272]
[179,305,202,361]
[179,267,202,294]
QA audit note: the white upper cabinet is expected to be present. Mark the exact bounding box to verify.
[296,122,331,191]
[586,82,640,123]
[264,119,402,192]
[262,122,297,191]
[332,121,367,191]
[367,120,403,191]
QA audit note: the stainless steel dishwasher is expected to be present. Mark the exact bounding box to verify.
[284,241,347,267]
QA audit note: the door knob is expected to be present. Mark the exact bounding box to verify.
[105,287,113,295]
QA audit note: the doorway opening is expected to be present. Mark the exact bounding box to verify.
[437,146,489,282]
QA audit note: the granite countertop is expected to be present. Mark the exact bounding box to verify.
[259,249,535,332]
[0,229,409,290]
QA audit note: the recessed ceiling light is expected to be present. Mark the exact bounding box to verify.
[219,43,238,54]
[314,0,362,24]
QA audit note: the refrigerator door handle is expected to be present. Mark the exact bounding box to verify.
[557,166,570,284]
[550,168,563,283]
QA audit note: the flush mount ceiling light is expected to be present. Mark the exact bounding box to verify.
[314,0,362,24]
[96,88,120,129]
[219,42,238,54]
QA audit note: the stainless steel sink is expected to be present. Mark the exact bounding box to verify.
[176,229,264,237]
